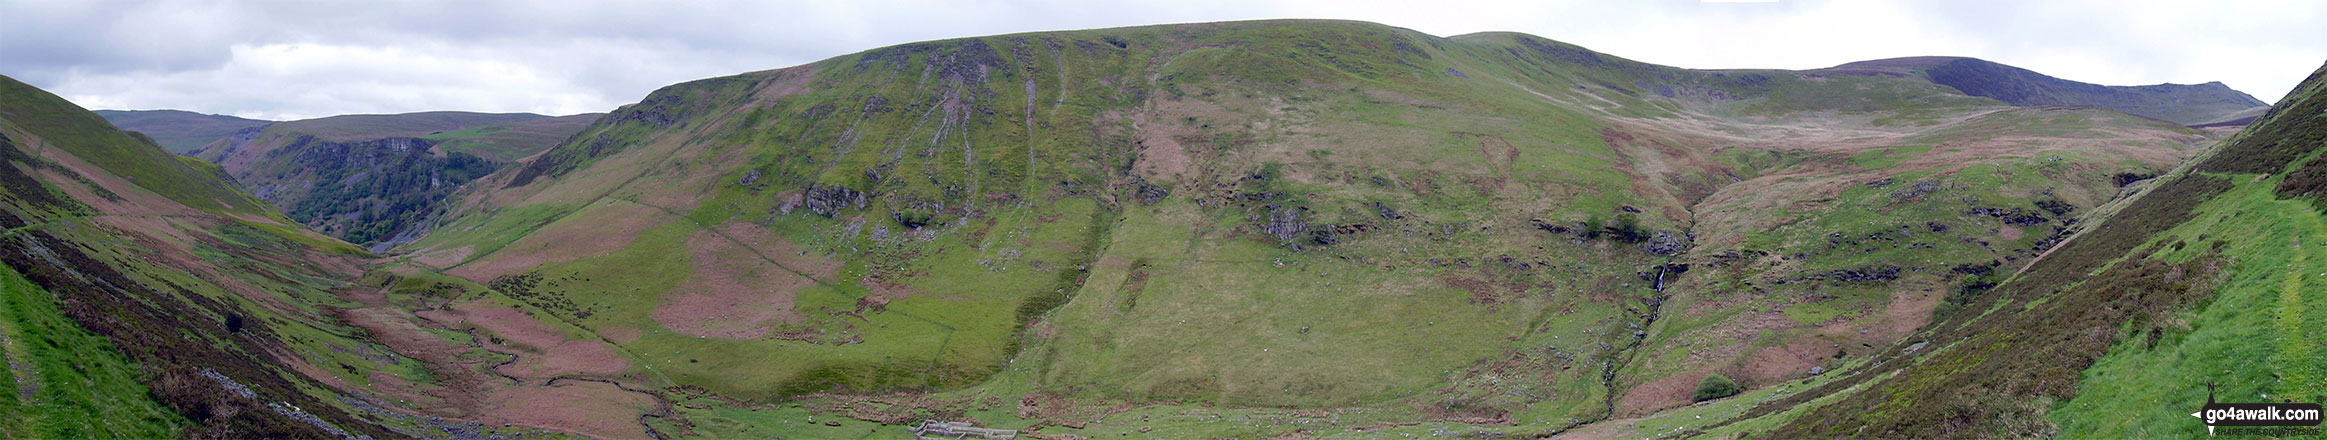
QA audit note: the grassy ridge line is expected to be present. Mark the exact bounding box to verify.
[92,109,274,153]
[0,76,275,216]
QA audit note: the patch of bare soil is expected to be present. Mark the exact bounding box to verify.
[343,287,659,440]
[1018,392,1141,429]
[1129,110,1191,179]
[1615,371,1706,417]
[447,201,665,282]
[409,245,473,269]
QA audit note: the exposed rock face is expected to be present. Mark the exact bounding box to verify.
[1644,230,1692,256]
[1263,204,1309,244]
[1778,264,1903,284]
[803,183,869,217]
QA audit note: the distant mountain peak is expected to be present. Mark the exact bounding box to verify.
[1819,56,2266,125]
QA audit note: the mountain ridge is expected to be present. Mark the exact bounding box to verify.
[1822,56,2269,125]
[93,109,274,153]
[386,19,2254,437]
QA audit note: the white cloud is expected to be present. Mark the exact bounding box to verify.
[3,0,2321,120]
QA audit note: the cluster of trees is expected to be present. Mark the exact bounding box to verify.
[279,142,497,244]
[1582,212,1651,243]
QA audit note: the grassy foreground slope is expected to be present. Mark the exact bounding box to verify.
[388,20,2241,437]
[4,74,387,437]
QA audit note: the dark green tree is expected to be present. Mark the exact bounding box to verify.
[1694,373,1740,402]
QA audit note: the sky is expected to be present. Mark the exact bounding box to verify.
[3,0,2321,121]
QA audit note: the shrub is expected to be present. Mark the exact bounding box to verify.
[1694,374,1740,402]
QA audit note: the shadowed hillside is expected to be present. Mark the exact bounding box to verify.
[188,111,597,247]
[94,109,274,153]
[1824,57,2270,126]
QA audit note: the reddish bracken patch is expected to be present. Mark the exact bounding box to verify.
[421,300,629,379]
[447,201,666,282]
[650,228,816,340]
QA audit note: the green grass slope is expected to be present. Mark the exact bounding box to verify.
[3,79,395,438]
[0,263,189,438]
[5,77,672,438]
[387,19,2247,438]
[422,113,602,162]
[94,109,274,153]
[267,111,547,141]
[3,76,280,216]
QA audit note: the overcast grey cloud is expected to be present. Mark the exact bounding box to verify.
[3,0,2320,120]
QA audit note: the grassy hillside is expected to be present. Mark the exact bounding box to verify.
[2,76,281,216]
[4,77,676,438]
[94,109,274,153]
[6,19,2290,439]
[1595,62,2327,439]
[0,263,188,438]
[386,19,2242,437]
[423,113,602,162]
[266,111,547,141]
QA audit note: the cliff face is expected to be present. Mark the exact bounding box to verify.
[242,135,497,245]
[187,111,593,245]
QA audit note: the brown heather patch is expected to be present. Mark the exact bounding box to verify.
[423,300,630,380]
[1129,107,1193,180]
[1616,370,1710,417]
[447,201,665,282]
[598,326,644,344]
[715,221,841,278]
[651,229,814,340]
[1741,335,1831,386]
[482,380,656,439]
